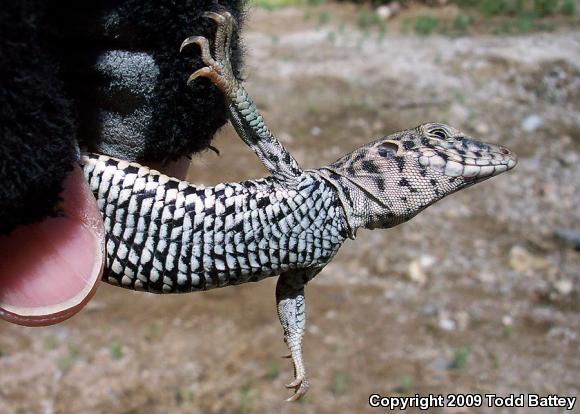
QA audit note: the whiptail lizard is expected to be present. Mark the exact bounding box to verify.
[81,10,517,401]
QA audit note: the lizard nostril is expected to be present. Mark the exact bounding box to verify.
[499,146,510,155]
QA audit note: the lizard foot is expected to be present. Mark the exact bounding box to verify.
[180,10,237,94]
[283,345,309,401]
[285,376,309,402]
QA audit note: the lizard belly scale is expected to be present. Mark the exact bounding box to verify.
[82,154,349,293]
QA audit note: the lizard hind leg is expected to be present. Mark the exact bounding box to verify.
[276,271,311,402]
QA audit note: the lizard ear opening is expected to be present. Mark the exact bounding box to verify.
[378,141,399,158]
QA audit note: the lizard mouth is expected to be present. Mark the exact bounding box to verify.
[418,145,518,179]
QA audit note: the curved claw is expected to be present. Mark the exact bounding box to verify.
[180,36,218,69]
[203,11,237,28]
[285,376,303,389]
[285,383,309,402]
[281,354,292,359]
[187,67,213,86]
[203,11,226,23]
[180,36,202,53]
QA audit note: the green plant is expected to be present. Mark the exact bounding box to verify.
[453,14,471,33]
[331,372,350,395]
[510,0,527,14]
[266,361,280,379]
[357,10,381,30]
[561,0,576,15]
[45,335,58,350]
[401,17,411,34]
[239,383,253,414]
[516,15,534,31]
[533,0,559,16]
[318,11,331,25]
[480,0,507,16]
[145,322,161,341]
[109,340,124,360]
[449,347,470,370]
[414,15,439,35]
[395,376,414,394]
[493,354,501,369]
[175,388,195,405]
[493,18,514,34]
[57,344,80,371]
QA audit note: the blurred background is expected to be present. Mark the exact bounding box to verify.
[0,0,578,412]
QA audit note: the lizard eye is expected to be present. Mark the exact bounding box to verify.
[423,123,452,140]
[378,141,399,158]
[431,129,448,140]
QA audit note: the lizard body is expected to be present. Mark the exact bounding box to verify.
[82,10,517,401]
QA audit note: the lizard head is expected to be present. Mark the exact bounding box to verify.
[316,123,517,235]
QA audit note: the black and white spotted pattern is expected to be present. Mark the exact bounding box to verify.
[82,154,349,293]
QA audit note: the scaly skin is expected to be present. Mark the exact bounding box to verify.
[82,9,517,402]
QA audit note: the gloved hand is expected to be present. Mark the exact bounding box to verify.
[0,0,244,326]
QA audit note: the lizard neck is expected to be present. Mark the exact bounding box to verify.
[309,168,390,238]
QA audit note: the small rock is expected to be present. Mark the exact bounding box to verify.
[376,5,393,20]
[407,261,426,284]
[559,150,579,166]
[308,325,321,335]
[474,122,489,135]
[421,304,438,316]
[502,315,514,326]
[547,326,577,342]
[443,204,472,219]
[310,126,321,136]
[521,114,543,132]
[407,255,436,284]
[325,310,338,320]
[376,2,401,21]
[554,279,573,296]
[420,254,437,268]
[509,245,551,273]
[554,228,580,250]
[438,311,456,331]
[439,318,456,332]
[84,301,105,311]
[478,271,497,284]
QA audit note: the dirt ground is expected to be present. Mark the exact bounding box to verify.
[1,4,579,414]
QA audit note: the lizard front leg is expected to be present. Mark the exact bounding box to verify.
[276,270,317,401]
[181,10,303,182]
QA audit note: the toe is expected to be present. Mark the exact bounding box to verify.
[203,11,226,23]
[285,377,303,389]
[285,384,309,402]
